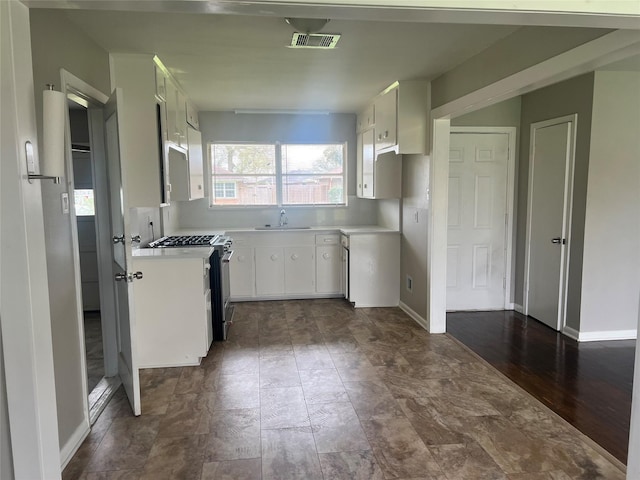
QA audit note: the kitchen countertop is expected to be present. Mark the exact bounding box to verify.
[223,225,399,235]
[133,225,399,259]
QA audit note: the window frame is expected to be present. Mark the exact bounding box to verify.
[209,141,347,208]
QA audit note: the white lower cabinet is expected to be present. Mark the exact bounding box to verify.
[285,246,315,294]
[316,245,342,294]
[229,246,254,297]
[230,231,342,300]
[348,233,400,307]
[255,246,285,296]
[133,256,211,367]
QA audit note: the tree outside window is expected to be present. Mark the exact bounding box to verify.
[210,142,345,206]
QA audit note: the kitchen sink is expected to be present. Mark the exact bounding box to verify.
[254,226,312,230]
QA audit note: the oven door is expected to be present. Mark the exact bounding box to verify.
[221,250,234,338]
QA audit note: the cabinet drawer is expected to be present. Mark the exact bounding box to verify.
[316,234,339,245]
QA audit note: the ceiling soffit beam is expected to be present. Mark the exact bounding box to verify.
[22,0,640,29]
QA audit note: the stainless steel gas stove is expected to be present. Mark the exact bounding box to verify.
[148,234,218,248]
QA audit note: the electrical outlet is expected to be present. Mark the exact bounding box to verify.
[406,275,413,292]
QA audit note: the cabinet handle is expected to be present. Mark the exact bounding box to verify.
[322,253,331,260]
[323,238,333,242]
[270,254,279,261]
[238,255,245,262]
[377,133,382,141]
[364,184,368,188]
[291,254,299,261]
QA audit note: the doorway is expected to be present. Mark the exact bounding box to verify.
[524,115,577,331]
[68,104,104,395]
[62,71,121,426]
[446,127,516,311]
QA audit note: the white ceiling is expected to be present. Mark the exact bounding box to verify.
[55,9,520,113]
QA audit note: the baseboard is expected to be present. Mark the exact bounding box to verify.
[60,419,90,470]
[514,304,524,314]
[504,302,515,310]
[577,329,637,342]
[562,326,580,341]
[399,301,431,332]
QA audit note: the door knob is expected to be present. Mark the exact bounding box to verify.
[131,271,143,280]
[115,273,127,281]
[112,235,125,244]
[131,235,141,243]
[551,237,565,245]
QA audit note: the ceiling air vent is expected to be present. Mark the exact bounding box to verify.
[290,33,340,49]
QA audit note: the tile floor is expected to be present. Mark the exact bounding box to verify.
[64,299,626,479]
[84,311,104,393]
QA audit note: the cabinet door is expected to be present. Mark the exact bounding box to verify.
[176,89,188,148]
[374,88,397,151]
[284,246,315,294]
[165,80,178,145]
[230,246,255,297]
[255,246,285,295]
[187,127,204,199]
[356,132,363,197]
[316,245,341,294]
[361,128,375,199]
[154,66,166,101]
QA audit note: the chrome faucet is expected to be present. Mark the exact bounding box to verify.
[279,209,288,227]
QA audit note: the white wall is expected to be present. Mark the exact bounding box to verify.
[176,111,378,229]
[1,1,61,477]
[29,8,111,461]
[0,329,14,480]
[579,71,640,337]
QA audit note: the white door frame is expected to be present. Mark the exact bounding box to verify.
[450,126,517,310]
[523,115,577,331]
[59,70,117,467]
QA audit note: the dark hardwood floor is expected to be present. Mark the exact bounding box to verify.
[447,310,635,464]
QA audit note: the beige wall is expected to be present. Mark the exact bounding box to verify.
[580,71,640,334]
[29,9,111,454]
[431,26,609,109]
[517,73,595,330]
[400,154,429,317]
[0,329,14,480]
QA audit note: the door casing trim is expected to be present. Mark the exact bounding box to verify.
[523,114,578,331]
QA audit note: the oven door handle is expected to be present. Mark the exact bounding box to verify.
[222,251,234,263]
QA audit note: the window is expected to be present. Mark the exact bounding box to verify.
[210,143,345,206]
[214,181,237,199]
[211,144,276,206]
[74,189,95,216]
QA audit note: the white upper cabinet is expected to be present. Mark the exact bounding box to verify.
[109,54,164,207]
[356,104,375,133]
[166,80,188,149]
[168,127,205,202]
[186,101,199,130]
[372,80,430,155]
[373,88,397,152]
[154,65,166,102]
[357,127,402,199]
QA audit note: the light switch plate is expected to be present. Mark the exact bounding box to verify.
[61,192,70,214]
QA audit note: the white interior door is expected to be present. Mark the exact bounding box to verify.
[447,132,510,311]
[104,88,141,415]
[525,117,575,331]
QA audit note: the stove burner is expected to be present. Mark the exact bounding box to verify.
[148,235,218,248]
